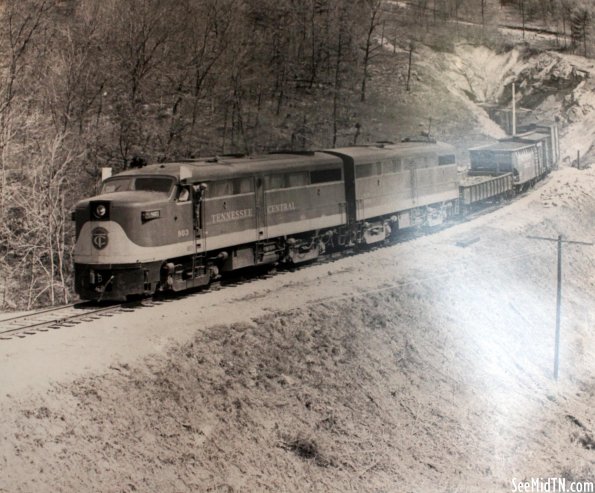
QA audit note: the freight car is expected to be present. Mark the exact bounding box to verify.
[468,122,559,191]
[459,172,514,213]
[73,141,459,300]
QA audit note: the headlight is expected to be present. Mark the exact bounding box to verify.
[91,201,109,219]
[95,204,107,218]
[141,209,161,221]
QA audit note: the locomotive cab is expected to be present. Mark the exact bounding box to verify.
[73,171,199,301]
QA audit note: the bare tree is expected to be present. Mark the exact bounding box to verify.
[570,5,592,56]
[360,0,384,102]
[0,0,56,308]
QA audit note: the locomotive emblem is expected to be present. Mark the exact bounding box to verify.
[91,227,109,250]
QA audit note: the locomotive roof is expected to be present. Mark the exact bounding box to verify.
[117,152,343,182]
[330,141,455,159]
[114,141,456,182]
[384,140,455,153]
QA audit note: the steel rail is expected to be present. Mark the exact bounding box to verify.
[0,303,126,339]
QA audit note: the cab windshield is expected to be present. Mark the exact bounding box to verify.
[101,176,175,197]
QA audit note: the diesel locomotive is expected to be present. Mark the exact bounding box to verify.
[73,122,558,301]
[73,140,460,300]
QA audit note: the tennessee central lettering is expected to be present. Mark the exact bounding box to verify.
[211,208,253,223]
[267,202,296,214]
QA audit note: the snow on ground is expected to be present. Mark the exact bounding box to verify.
[0,309,37,321]
[0,165,593,492]
[450,45,527,104]
[555,57,595,163]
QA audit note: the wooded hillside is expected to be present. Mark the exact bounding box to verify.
[0,0,592,309]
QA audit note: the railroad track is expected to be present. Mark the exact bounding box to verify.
[0,301,162,341]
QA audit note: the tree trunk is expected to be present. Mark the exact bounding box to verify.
[332,19,345,148]
[406,43,413,91]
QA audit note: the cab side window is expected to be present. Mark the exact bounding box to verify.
[209,180,233,197]
[438,154,456,165]
[311,168,342,183]
[208,178,254,196]
[177,188,190,202]
[355,163,380,179]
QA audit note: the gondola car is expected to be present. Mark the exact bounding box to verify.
[73,140,459,300]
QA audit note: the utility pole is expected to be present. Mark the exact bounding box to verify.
[512,81,516,136]
[576,150,581,170]
[527,235,593,380]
